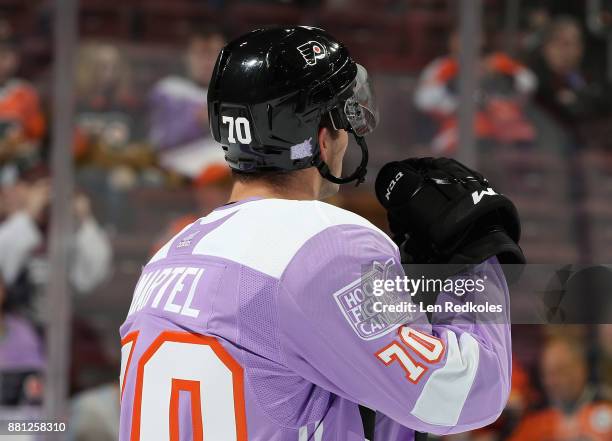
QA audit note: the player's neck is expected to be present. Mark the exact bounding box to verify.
[228,169,322,202]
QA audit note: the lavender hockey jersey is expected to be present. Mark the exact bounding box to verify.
[119,197,511,441]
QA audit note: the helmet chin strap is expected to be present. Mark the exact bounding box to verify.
[316,134,369,186]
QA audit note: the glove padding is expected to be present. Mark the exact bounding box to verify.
[375,157,525,267]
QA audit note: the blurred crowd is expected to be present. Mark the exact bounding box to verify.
[440,326,612,441]
[415,11,612,154]
[0,1,611,440]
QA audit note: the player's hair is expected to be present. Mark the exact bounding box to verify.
[320,113,342,140]
[231,115,341,187]
[231,169,295,189]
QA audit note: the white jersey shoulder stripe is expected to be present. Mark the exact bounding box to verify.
[410,331,480,426]
[191,199,396,278]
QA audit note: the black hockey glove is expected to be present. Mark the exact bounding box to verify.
[375,157,525,268]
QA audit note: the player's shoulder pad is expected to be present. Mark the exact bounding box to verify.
[187,198,396,279]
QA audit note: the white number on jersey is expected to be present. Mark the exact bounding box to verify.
[375,326,445,383]
[121,331,247,441]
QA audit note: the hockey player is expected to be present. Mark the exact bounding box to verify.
[119,26,524,441]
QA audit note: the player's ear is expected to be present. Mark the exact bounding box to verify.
[318,126,332,163]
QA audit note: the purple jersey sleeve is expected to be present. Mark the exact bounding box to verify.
[277,224,511,435]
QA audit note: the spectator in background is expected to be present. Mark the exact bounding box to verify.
[509,338,612,441]
[68,317,120,439]
[0,275,45,406]
[0,178,48,286]
[69,381,119,441]
[0,38,46,184]
[414,27,537,155]
[149,27,227,181]
[529,16,612,143]
[75,41,155,186]
[70,191,113,294]
[0,178,112,298]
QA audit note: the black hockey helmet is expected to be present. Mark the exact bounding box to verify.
[207,26,378,185]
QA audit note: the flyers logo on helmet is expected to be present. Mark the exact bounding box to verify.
[297,41,326,66]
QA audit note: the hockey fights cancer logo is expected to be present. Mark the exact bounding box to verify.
[297,41,327,66]
[333,258,414,340]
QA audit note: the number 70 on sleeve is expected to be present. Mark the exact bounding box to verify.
[375,326,445,384]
